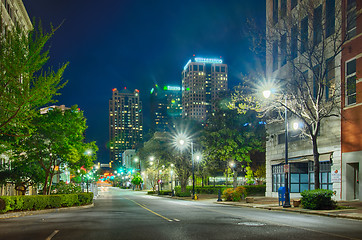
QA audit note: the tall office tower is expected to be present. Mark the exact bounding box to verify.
[181,56,228,122]
[109,88,143,165]
[150,84,182,132]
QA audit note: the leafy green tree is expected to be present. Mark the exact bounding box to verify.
[14,106,97,195]
[202,107,265,189]
[131,173,143,190]
[0,19,68,140]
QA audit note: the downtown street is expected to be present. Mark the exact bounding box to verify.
[0,187,362,240]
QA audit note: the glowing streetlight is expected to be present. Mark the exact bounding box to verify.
[262,87,291,208]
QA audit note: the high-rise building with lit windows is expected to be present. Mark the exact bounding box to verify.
[109,88,143,165]
[181,56,228,122]
[150,84,182,132]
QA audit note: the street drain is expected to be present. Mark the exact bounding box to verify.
[237,222,266,226]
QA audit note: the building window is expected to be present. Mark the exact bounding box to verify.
[272,164,285,192]
[309,161,333,190]
[273,40,278,71]
[280,0,287,18]
[326,58,335,100]
[346,59,356,105]
[291,25,298,59]
[313,5,322,45]
[291,0,298,10]
[280,34,287,66]
[273,0,279,24]
[347,0,356,39]
[290,163,309,193]
[326,0,335,37]
[301,17,308,53]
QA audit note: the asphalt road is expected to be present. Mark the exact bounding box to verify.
[0,187,362,240]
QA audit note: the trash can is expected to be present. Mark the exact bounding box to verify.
[278,187,285,206]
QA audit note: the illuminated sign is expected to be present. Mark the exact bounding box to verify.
[150,88,154,94]
[164,86,181,91]
[195,57,223,64]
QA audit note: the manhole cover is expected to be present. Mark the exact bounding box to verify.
[237,222,266,226]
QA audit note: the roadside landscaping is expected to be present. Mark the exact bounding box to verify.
[0,192,94,214]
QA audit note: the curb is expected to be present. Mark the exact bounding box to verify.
[215,202,362,221]
[0,203,94,220]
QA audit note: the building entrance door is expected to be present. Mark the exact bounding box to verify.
[350,163,360,200]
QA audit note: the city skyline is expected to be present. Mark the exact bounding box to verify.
[22,0,266,163]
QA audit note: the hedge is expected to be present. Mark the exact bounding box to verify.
[301,189,336,210]
[174,185,265,196]
[0,192,94,214]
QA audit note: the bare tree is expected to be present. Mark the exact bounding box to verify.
[231,0,354,189]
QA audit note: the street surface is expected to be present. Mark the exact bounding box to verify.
[0,187,362,240]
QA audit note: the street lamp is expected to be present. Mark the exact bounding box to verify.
[175,134,196,200]
[263,89,291,208]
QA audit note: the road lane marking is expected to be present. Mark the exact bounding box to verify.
[173,219,180,222]
[45,230,59,240]
[124,197,173,222]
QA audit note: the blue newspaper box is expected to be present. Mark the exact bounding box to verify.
[278,187,285,206]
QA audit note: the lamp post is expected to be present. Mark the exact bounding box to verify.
[263,90,291,208]
[176,135,195,200]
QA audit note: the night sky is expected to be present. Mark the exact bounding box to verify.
[22,0,266,163]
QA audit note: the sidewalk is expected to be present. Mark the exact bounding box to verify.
[168,194,362,221]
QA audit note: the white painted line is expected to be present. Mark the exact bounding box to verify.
[174,219,180,222]
[46,230,59,240]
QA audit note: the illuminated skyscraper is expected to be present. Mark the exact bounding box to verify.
[181,56,228,122]
[150,85,182,132]
[109,88,143,165]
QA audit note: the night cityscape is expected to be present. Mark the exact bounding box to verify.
[0,0,362,239]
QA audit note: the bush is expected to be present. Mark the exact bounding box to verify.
[176,191,191,197]
[52,181,81,194]
[222,187,247,202]
[0,193,93,213]
[301,189,336,210]
[243,185,266,196]
[147,191,156,195]
[158,190,172,195]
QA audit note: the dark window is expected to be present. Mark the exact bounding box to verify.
[273,0,279,24]
[291,0,298,9]
[199,65,204,71]
[221,66,225,72]
[290,163,309,193]
[215,66,220,72]
[280,34,287,66]
[313,6,322,45]
[291,25,298,59]
[281,0,287,18]
[273,40,278,71]
[309,161,332,190]
[346,59,356,105]
[347,0,357,39]
[313,64,320,99]
[326,0,335,37]
[326,58,335,100]
[301,17,308,53]
[193,65,198,71]
[272,164,285,192]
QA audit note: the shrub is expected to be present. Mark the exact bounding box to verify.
[222,187,247,202]
[176,191,191,197]
[147,191,156,195]
[0,193,93,214]
[158,190,172,195]
[222,188,234,201]
[243,185,266,196]
[78,193,93,205]
[232,186,247,201]
[52,181,81,194]
[301,189,336,210]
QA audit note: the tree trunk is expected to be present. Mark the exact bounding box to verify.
[233,168,237,189]
[42,174,49,195]
[180,177,188,192]
[312,136,320,190]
